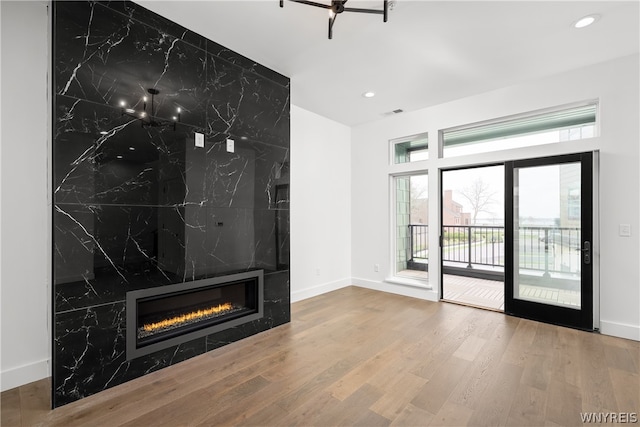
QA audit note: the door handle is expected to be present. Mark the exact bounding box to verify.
[581,241,591,265]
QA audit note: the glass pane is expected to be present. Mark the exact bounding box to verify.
[442,103,596,158]
[513,162,581,309]
[443,125,594,158]
[394,137,428,164]
[395,174,428,280]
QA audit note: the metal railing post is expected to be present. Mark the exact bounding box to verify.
[492,231,495,264]
[408,225,413,262]
[467,226,473,268]
[543,228,550,278]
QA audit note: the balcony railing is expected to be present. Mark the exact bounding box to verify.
[408,224,582,276]
[440,225,504,269]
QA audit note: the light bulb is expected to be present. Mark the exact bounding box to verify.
[574,14,599,28]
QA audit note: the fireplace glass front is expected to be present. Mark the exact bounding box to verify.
[126,270,263,359]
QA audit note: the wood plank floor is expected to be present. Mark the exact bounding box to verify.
[442,275,505,311]
[2,286,639,426]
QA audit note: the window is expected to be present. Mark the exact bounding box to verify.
[568,188,581,220]
[392,134,428,164]
[394,173,428,281]
[441,102,597,158]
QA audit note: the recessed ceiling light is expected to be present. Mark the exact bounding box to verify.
[99,131,108,135]
[116,155,123,159]
[362,91,376,98]
[129,147,135,151]
[574,14,599,29]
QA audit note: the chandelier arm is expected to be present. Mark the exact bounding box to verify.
[342,8,384,15]
[328,14,337,39]
[288,0,331,9]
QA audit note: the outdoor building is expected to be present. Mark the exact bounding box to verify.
[442,189,471,225]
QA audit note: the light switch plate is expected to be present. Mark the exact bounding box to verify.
[226,138,235,153]
[195,132,204,148]
[619,224,631,237]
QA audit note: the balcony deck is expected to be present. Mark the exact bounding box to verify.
[398,270,580,312]
[443,274,504,311]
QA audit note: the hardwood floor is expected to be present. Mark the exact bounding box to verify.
[2,286,638,426]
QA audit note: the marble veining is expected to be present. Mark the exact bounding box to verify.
[53,0,290,407]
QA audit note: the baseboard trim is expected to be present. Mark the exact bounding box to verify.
[352,277,439,302]
[599,320,640,341]
[291,278,351,303]
[1,359,49,392]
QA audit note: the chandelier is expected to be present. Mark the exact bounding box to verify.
[279,0,389,39]
[119,88,181,130]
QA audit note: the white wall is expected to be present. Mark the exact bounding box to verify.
[351,54,640,341]
[290,105,352,302]
[0,1,51,391]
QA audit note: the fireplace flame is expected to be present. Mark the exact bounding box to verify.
[142,302,234,333]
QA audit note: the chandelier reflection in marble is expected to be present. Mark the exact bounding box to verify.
[119,88,181,130]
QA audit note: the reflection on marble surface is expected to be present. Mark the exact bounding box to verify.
[52,0,290,407]
[55,95,290,208]
[53,1,289,146]
[54,205,289,311]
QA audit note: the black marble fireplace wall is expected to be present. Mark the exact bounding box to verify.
[52,1,290,407]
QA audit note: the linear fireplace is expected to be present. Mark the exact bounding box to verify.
[126,270,264,360]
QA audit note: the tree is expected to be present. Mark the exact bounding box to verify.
[459,177,496,225]
[410,177,428,224]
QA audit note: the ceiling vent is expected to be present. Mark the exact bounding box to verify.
[382,109,404,116]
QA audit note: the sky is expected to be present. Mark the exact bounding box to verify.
[517,165,561,219]
[440,163,574,222]
[442,165,505,221]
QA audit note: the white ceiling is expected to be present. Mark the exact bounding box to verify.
[139,0,640,126]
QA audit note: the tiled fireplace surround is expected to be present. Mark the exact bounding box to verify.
[52,1,290,407]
